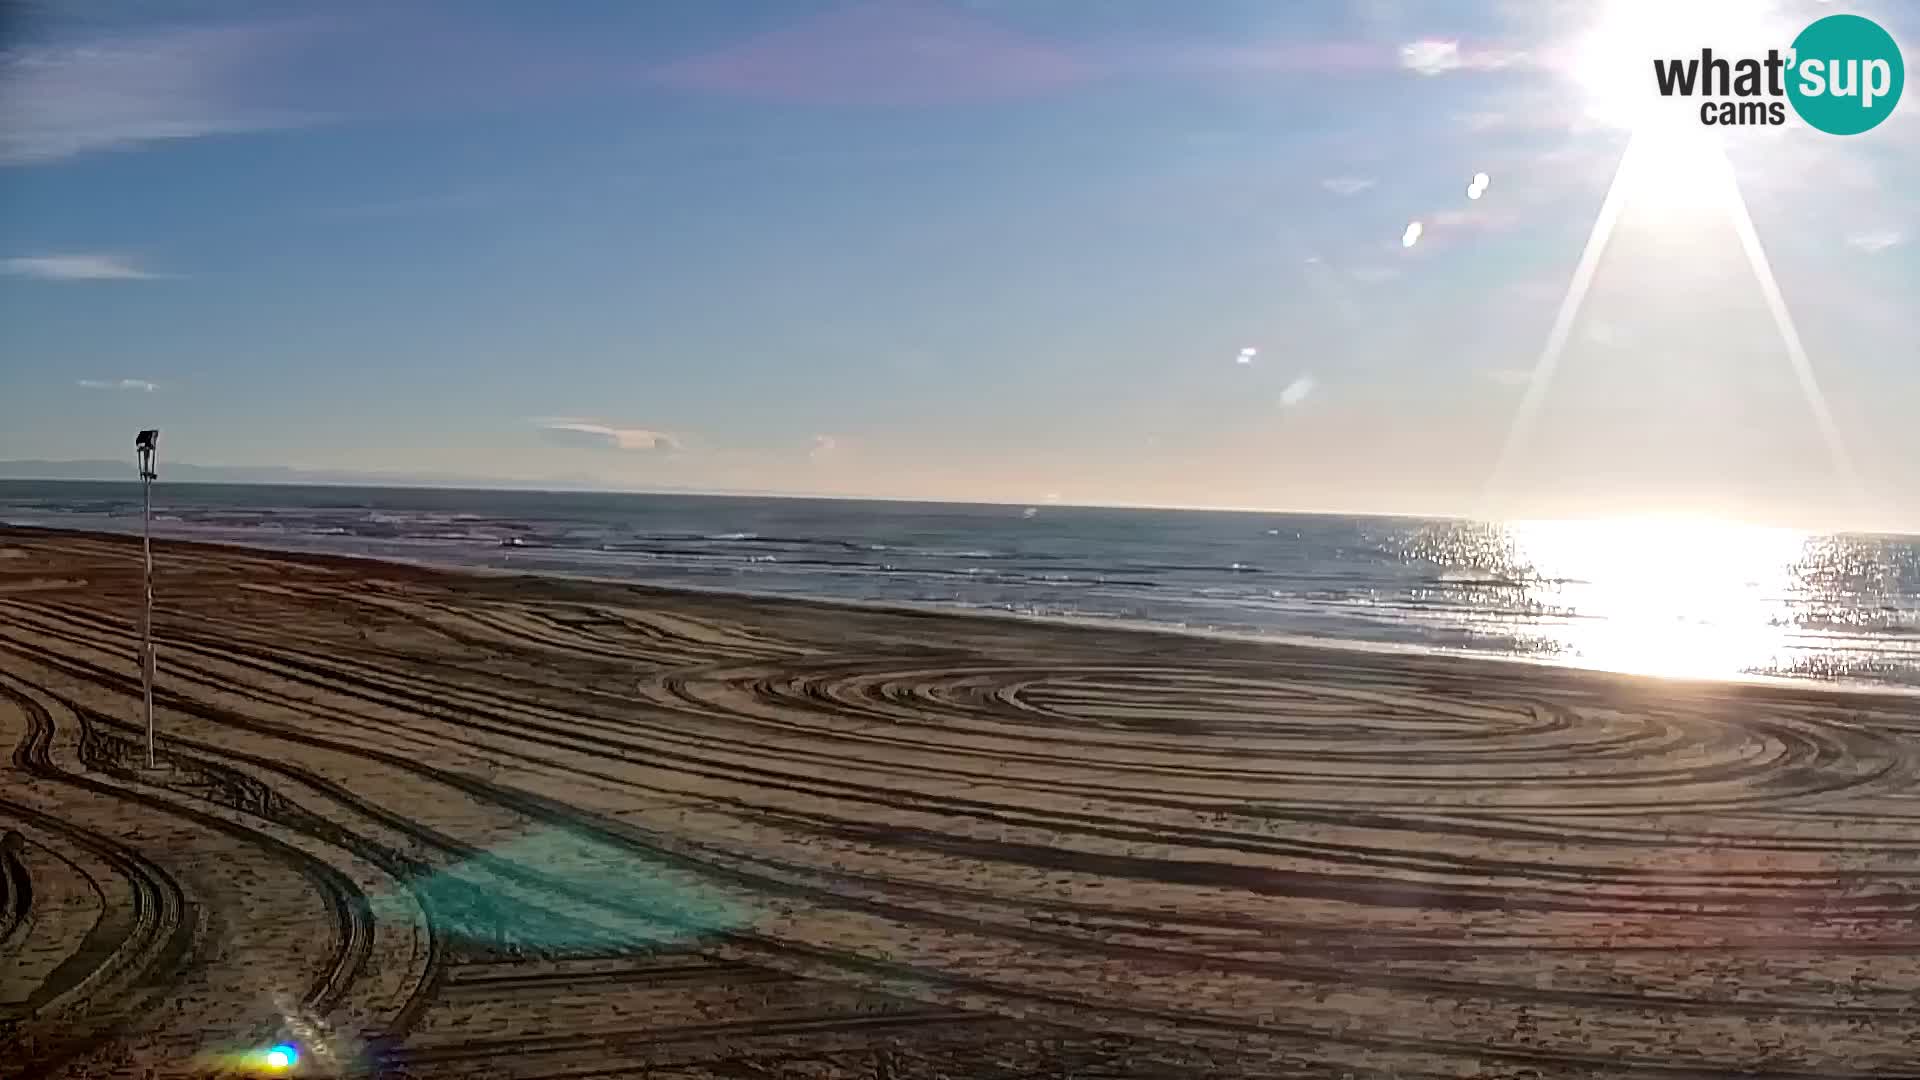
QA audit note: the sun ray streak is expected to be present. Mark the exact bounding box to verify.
[1721,164,1867,514]
[1483,137,1636,505]
[1486,126,1868,521]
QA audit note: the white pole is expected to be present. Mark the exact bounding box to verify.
[142,468,155,768]
[137,431,157,770]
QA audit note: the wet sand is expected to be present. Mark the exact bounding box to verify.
[4,525,1920,1079]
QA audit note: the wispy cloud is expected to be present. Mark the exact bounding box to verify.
[1399,39,1462,75]
[808,434,841,462]
[1480,368,1533,387]
[1398,39,1525,77]
[0,23,316,166]
[3,254,163,280]
[77,378,158,392]
[533,418,679,453]
[1846,229,1903,254]
[1320,176,1376,196]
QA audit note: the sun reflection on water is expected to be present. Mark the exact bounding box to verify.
[1384,515,1920,686]
[1502,517,1808,681]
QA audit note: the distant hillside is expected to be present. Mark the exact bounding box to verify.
[0,459,568,489]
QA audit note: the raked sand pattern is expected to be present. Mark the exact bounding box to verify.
[4,527,1920,1078]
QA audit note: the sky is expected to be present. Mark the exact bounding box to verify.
[2,0,1919,528]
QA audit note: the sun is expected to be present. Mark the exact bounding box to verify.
[1567,0,1797,133]
[1490,0,1865,522]
[1559,0,1795,221]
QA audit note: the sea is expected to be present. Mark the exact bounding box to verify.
[4,479,1920,690]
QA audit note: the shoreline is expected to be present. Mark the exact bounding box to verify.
[6,520,1915,704]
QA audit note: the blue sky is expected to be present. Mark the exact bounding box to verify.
[3,0,1918,527]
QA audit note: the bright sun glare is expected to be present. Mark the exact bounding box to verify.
[1566,0,1800,216]
[1508,516,1809,681]
[1492,0,1864,522]
[1569,0,1795,134]
[1501,0,1857,681]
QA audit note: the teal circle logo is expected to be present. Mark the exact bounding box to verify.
[1787,14,1904,135]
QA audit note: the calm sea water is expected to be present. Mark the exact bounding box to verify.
[5,479,1920,689]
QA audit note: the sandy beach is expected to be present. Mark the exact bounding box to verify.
[4,526,1920,1079]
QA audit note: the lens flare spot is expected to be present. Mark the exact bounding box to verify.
[264,1044,298,1070]
[1401,221,1423,248]
[1279,374,1316,407]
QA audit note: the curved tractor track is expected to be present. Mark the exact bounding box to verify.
[3,527,1920,1079]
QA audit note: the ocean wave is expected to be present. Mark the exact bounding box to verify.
[1796,616,1920,637]
[1436,568,1515,584]
[11,480,1920,690]
[1429,570,1589,588]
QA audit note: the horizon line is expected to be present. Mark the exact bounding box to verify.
[2,471,1914,537]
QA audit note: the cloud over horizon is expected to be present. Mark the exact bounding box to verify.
[1397,38,1525,77]
[1846,229,1904,254]
[534,418,679,453]
[4,254,163,280]
[1320,176,1376,196]
[77,378,158,392]
[808,434,842,462]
